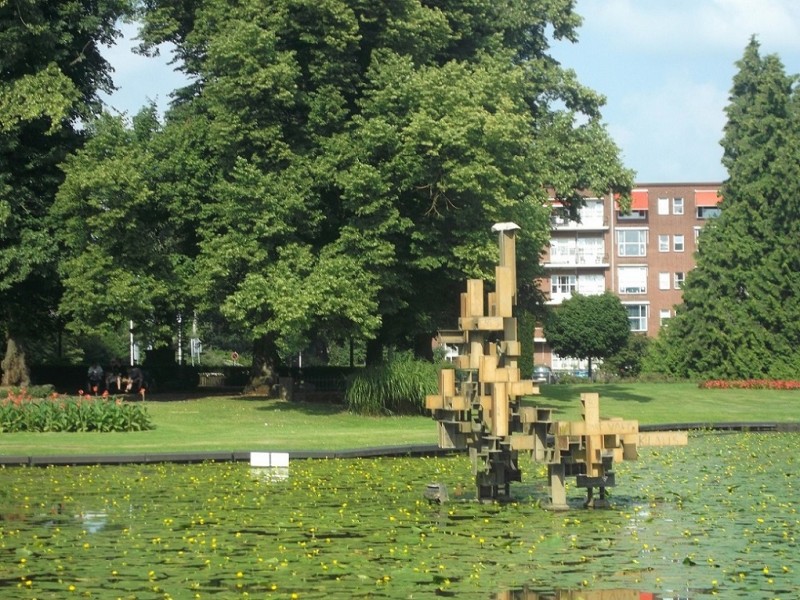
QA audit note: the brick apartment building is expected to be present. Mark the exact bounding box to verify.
[535,182,723,373]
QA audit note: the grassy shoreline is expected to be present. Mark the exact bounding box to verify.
[1,383,798,456]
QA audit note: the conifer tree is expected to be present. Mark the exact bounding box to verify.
[648,38,800,379]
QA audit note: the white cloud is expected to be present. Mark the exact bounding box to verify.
[582,0,800,55]
[562,0,800,181]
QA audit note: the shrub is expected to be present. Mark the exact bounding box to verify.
[345,353,439,415]
[0,389,154,433]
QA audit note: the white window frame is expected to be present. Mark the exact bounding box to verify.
[673,234,685,252]
[657,198,669,215]
[658,272,670,290]
[658,235,669,252]
[616,229,647,257]
[618,266,647,295]
[577,273,606,296]
[672,197,684,215]
[625,304,648,332]
[551,274,577,295]
[674,272,685,289]
[659,309,671,326]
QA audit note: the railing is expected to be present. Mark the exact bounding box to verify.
[550,216,608,230]
[546,252,609,267]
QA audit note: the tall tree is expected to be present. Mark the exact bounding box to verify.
[52,108,189,349]
[132,0,632,387]
[648,38,800,379]
[0,0,130,384]
[543,292,630,378]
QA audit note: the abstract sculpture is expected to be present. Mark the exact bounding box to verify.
[427,223,687,507]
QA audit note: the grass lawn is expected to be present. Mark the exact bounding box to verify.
[534,381,800,423]
[0,382,798,457]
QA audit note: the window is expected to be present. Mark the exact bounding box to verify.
[549,238,576,264]
[659,272,670,290]
[659,309,672,326]
[618,209,646,220]
[673,234,685,252]
[577,274,606,295]
[626,304,648,332]
[658,235,669,252]
[578,199,605,227]
[551,275,576,295]
[696,206,721,219]
[618,266,647,294]
[617,229,647,257]
[672,197,684,215]
[576,236,605,265]
[657,198,669,215]
[674,272,685,288]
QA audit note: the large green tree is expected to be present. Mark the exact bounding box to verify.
[0,0,130,384]
[543,292,630,378]
[123,0,633,387]
[52,108,187,346]
[647,38,800,379]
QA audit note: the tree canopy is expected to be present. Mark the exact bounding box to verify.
[9,1,633,387]
[0,0,130,383]
[647,38,800,379]
[132,0,632,382]
[542,292,630,377]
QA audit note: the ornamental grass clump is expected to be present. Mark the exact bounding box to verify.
[345,353,441,415]
[0,389,153,433]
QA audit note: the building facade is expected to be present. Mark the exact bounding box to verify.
[535,182,722,372]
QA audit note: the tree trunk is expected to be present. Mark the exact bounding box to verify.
[1,334,31,387]
[247,333,280,394]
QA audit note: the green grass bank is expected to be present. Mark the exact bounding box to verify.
[1,382,798,457]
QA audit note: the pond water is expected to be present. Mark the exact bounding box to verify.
[0,432,798,599]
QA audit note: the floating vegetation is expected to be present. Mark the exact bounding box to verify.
[0,432,797,598]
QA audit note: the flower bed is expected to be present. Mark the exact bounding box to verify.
[699,379,800,390]
[0,389,153,433]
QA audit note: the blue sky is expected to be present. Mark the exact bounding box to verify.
[101,0,800,184]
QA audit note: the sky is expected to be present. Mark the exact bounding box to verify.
[101,0,800,184]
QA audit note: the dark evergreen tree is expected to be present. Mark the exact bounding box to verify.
[648,38,800,379]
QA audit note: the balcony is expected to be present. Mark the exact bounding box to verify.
[543,252,609,269]
[550,215,609,231]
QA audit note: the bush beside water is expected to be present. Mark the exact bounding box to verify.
[345,354,440,415]
[0,390,153,433]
